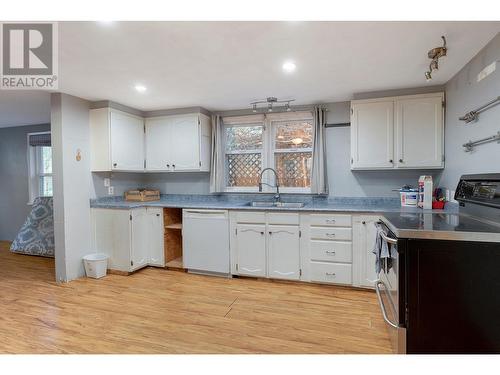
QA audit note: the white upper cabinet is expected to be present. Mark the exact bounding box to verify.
[145,113,211,172]
[268,225,300,280]
[395,94,444,168]
[90,108,145,172]
[90,107,211,172]
[350,92,444,170]
[144,116,172,171]
[110,111,145,171]
[351,101,394,169]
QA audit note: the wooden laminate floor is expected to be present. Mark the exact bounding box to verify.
[0,241,391,354]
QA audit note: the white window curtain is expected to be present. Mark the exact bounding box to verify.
[210,114,224,193]
[310,106,328,194]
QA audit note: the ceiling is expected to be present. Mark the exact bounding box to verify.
[57,21,499,111]
[0,91,50,128]
[2,21,499,125]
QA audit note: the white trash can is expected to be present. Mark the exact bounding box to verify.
[83,253,108,279]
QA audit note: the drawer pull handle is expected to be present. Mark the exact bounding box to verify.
[325,250,336,255]
[326,219,336,223]
[326,233,336,237]
[325,272,336,277]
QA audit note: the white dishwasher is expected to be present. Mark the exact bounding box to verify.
[183,209,230,275]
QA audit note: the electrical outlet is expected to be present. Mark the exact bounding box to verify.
[108,186,114,195]
[104,178,111,187]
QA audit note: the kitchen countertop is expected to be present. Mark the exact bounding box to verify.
[381,212,500,243]
[90,194,458,214]
[90,194,500,242]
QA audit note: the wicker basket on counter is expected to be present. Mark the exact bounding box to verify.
[124,189,161,202]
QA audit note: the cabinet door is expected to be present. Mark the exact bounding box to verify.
[169,114,200,171]
[147,208,165,267]
[352,216,380,288]
[268,225,300,280]
[395,95,444,168]
[110,111,145,171]
[130,208,149,271]
[351,101,394,169]
[145,117,172,171]
[91,208,132,272]
[236,224,266,277]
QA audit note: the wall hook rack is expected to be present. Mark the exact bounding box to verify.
[459,96,500,124]
[463,131,500,152]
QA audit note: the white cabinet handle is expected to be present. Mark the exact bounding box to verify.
[325,272,336,277]
[325,250,336,255]
[326,219,336,223]
[325,233,336,237]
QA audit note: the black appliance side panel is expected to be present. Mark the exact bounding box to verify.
[406,239,500,354]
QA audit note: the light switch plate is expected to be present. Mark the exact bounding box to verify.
[108,186,114,195]
[104,178,111,187]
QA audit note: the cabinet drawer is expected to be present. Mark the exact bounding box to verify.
[268,212,299,225]
[310,227,352,241]
[236,211,266,224]
[310,214,351,227]
[310,240,352,263]
[310,261,352,285]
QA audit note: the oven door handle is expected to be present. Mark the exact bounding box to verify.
[374,279,399,329]
[380,231,398,245]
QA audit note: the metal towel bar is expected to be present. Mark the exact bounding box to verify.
[459,96,500,123]
[463,131,500,152]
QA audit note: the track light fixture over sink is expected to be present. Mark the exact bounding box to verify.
[425,36,447,82]
[250,97,295,113]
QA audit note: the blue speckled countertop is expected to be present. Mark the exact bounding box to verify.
[90,194,459,214]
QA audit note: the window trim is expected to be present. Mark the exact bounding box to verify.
[223,121,265,193]
[268,115,313,194]
[222,112,314,193]
[27,131,52,205]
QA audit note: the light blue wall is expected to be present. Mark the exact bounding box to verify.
[0,124,50,240]
[440,32,500,190]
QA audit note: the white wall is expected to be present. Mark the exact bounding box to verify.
[52,93,92,282]
[440,32,500,190]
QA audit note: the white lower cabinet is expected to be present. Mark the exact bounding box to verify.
[146,208,165,267]
[235,224,267,277]
[309,262,352,285]
[268,225,300,280]
[91,207,164,273]
[352,215,380,288]
[230,212,301,280]
[301,213,354,286]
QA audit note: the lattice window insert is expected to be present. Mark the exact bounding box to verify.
[226,153,262,187]
[275,152,312,188]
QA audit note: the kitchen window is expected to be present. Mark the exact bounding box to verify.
[28,132,52,204]
[223,112,313,193]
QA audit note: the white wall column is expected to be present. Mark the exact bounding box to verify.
[51,93,92,282]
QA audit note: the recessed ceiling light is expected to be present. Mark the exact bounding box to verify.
[282,61,296,73]
[135,84,147,93]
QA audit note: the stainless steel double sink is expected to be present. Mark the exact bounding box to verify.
[247,201,305,208]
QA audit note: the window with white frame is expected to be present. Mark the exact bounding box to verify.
[223,112,313,193]
[28,132,52,203]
